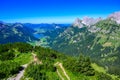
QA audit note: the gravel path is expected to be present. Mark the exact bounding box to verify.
[59,63,70,80]
[9,64,28,80]
[57,69,64,80]
[55,62,70,80]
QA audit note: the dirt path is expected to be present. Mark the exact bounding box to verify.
[57,69,64,80]
[32,52,42,64]
[58,63,70,80]
[9,52,39,80]
[55,62,70,80]
[10,64,28,80]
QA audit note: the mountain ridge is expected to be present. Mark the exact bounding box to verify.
[0,22,38,44]
[48,11,120,76]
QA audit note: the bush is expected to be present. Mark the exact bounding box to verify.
[0,61,21,79]
[63,54,95,76]
[0,50,15,61]
[96,72,112,80]
[25,64,48,80]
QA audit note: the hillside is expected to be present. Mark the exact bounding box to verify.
[0,42,119,80]
[0,22,69,46]
[0,22,38,44]
[48,11,120,76]
[0,12,120,80]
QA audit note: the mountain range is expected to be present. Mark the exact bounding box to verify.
[0,22,39,44]
[0,22,69,44]
[0,11,120,77]
[48,11,120,76]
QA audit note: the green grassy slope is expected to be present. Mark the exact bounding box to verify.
[0,42,120,80]
[49,19,120,76]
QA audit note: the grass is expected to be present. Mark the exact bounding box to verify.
[91,63,106,73]
[103,42,112,47]
[56,64,68,80]
[55,62,98,80]
[65,68,97,80]
[64,69,79,80]
[46,71,60,80]
[91,63,120,80]
[13,53,33,65]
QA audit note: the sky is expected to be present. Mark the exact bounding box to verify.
[0,0,120,23]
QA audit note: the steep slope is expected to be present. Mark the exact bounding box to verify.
[0,42,119,80]
[0,22,38,44]
[49,11,120,76]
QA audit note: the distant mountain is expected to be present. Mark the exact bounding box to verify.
[24,23,70,32]
[0,21,70,44]
[0,22,38,44]
[49,11,120,76]
[73,17,102,28]
[108,11,120,24]
[24,23,70,39]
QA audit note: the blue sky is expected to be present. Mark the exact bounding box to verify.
[0,0,120,23]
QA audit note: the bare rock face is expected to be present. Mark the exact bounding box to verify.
[73,18,84,28]
[82,16,102,26]
[73,17,102,28]
[108,11,120,24]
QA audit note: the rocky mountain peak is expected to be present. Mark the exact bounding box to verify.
[13,23,24,28]
[73,17,102,28]
[74,18,81,22]
[82,16,102,26]
[108,11,120,24]
[73,18,84,28]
